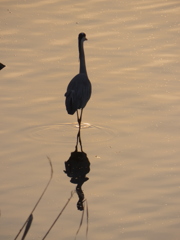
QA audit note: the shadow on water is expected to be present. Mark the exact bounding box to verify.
[14,126,90,240]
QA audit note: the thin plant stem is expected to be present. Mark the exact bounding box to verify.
[14,157,53,240]
[41,190,75,240]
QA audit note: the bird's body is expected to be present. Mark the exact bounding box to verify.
[65,73,91,115]
[65,33,91,125]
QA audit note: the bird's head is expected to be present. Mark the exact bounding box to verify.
[78,32,87,42]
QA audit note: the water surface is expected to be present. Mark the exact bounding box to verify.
[1,0,180,239]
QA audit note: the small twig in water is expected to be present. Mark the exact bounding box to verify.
[74,207,85,240]
[21,214,33,240]
[41,190,75,240]
[14,156,53,240]
[74,199,90,240]
[86,200,89,239]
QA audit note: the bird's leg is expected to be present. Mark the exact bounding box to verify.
[77,127,83,152]
[75,127,83,151]
[79,108,83,127]
[76,110,81,127]
[77,109,83,129]
[77,110,80,126]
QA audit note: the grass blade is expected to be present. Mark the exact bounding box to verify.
[21,214,33,240]
[14,157,53,240]
[41,190,75,240]
[86,200,89,239]
[74,201,85,240]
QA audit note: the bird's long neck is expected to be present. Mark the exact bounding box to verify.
[79,40,87,74]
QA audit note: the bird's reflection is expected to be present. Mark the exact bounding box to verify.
[64,127,90,211]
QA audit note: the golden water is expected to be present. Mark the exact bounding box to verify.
[1,0,180,239]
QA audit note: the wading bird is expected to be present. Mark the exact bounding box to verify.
[65,32,92,127]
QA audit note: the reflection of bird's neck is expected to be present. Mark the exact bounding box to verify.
[79,40,87,74]
[76,184,84,200]
[76,184,85,211]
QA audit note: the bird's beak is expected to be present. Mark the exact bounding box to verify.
[85,37,88,41]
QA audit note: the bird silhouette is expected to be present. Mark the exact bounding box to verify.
[65,33,91,127]
[0,63,5,70]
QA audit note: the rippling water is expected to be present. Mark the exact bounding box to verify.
[1,0,180,239]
